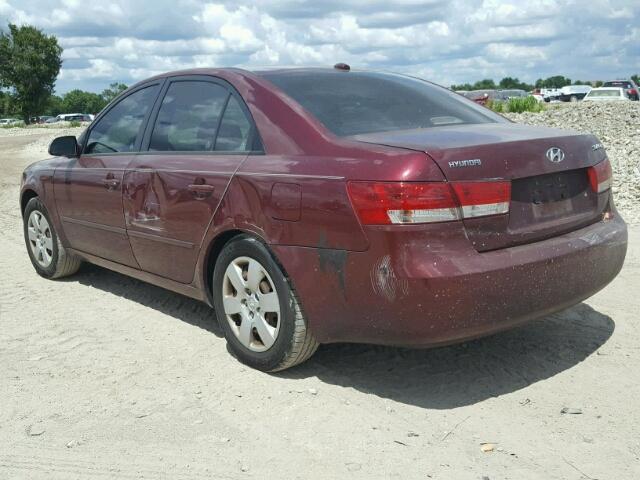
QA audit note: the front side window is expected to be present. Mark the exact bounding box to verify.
[149,81,229,152]
[260,71,504,137]
[85,85,159,154]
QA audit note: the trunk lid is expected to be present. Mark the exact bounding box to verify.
[352,123,609,251]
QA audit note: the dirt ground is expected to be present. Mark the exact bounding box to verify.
[1,130,639,480]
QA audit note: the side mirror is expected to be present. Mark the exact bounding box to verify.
[49,136,79,157]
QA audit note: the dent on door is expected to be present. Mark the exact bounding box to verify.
[122,154,246,284]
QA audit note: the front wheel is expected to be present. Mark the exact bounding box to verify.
[212,235,318,371]
[23,197,82,279]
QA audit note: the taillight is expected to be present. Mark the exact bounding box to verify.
[451,182,511,218]
[347,181,511,225]
[629,88,637,96]
[587,158,612,193]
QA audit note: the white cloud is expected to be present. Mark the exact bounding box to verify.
[0,0,638,93]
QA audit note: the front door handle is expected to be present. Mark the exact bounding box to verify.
[187,184,215,198]
[102,178,120,190]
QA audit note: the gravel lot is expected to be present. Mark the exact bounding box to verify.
[1,105,639,479]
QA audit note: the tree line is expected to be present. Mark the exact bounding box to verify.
[452,74,640,92]
[0,82,128,119]
[0,23,127,123]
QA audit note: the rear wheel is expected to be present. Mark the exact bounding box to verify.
[212,235,318,371]
[23,197,81,279]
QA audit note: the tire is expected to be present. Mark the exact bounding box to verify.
[23,197,82,279]
[212,235,318,372]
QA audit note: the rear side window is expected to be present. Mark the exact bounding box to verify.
[149,81,229,151]
[215,96,252,151]
[85,85,159,154]
[260,71,502,136]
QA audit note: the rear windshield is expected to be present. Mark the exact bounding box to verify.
[589,90,621,97]
[604,81,632,88]
[259,71,501,136]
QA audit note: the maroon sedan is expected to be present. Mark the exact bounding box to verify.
[20,66,627,371]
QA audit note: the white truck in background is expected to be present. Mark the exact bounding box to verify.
[558,85,592,102]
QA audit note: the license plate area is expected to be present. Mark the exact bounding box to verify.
[510,169,595,225]
[513,169,588,205]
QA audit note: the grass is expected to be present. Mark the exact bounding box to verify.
[488,96,545,114]
[69,120,82,127]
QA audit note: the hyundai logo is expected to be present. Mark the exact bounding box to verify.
[546,147,565,163]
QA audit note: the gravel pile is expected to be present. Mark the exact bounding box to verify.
[505,102,640,224]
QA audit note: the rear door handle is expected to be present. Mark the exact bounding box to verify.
[187,184,215,198]
[102,178,120,190]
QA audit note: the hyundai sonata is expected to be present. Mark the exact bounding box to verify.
[20,65,627,371]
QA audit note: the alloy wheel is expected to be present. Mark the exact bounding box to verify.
[222,256,281,352]
[27,210,53,268]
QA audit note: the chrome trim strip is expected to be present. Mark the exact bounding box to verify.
[61,216,127,235]
[236,172,344,180]
[127,229,195,249]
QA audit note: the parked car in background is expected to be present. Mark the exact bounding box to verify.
[0,118,22,126]
[583,87,630,102]
[462,89,502,106]
[602,80,639,101]
[20,66,627,371]
[541,88,561,102]
[30,116,54,124]
[55,113,94,122]
[500,89,528,100]
[558,85,592,102]
[44,117,60,124]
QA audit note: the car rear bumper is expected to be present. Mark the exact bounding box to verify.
[273,213,627,346]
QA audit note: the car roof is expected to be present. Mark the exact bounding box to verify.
[131,66,401,89]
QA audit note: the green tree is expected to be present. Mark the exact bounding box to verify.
[100,82,128,104]
[499,77,533,91]
[450,82,473,91]
[44,94,63,116]
[632,74,639,85]
[62,89,107,114]
[0,24,62,123]
[534,76,572,89]
[0,89,19,116]
[472,78,497,89]
[450,83,470,91]
[451,79,498,90]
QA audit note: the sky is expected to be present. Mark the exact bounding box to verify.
[1,0,638,94]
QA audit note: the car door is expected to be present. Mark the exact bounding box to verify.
[53,82,162,267]
[122,76,258,283]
